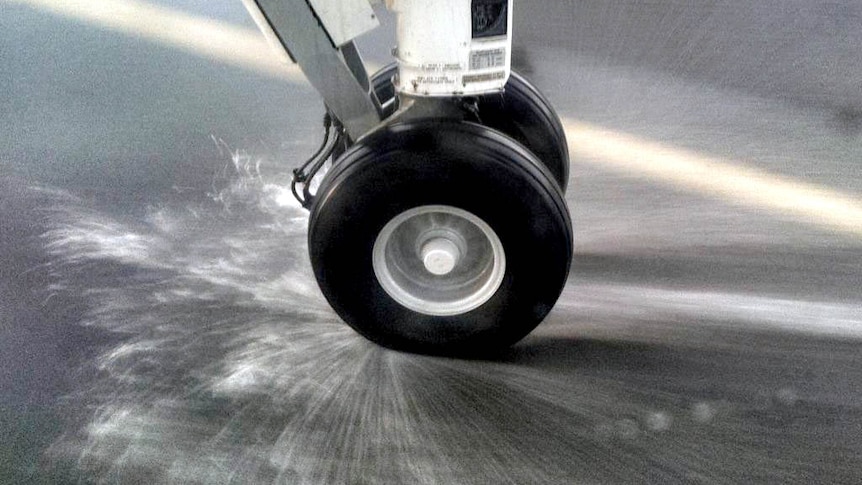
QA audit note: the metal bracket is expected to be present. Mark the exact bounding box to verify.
[242,0,382,140]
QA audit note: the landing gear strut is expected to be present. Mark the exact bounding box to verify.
[243,0,572,354]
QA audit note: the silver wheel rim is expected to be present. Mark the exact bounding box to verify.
[372,205,506,316]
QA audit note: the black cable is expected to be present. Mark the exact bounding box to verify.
[291,129,328,205]
[291,112,342,209]
[293,112,333,182]
[461,97,483,124]
[301,125,341,208]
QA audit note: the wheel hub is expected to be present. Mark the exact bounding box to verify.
[372,205,506,316]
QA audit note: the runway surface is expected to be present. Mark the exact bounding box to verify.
[2,1,861,483]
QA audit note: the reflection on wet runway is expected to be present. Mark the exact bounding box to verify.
[3,0,862,482]
[34,157,861,483]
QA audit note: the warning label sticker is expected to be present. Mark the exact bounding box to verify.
[469,48,506,71]
[421,63,462,72]
[413,76,455,85]
[463,71,506,84]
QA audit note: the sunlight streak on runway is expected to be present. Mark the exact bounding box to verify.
[5,0,302,81]
[10,0,862,240]
[564,120,862,238]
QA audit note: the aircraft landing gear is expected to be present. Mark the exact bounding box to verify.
[308,120,571,354]
[243,0,573,354]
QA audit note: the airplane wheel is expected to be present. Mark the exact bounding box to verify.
[308,120,572,355]
[370,64,570,191]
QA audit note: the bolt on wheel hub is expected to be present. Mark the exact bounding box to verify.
[421,237,461,275]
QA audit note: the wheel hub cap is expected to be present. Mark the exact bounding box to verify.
[372,205,506,316]
[421,237,461,275]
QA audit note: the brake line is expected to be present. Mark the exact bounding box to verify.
[291,112,344,209]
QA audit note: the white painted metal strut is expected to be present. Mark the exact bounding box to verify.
[389,0,512,97]
[241,0,382,139]
[243,0,513,139]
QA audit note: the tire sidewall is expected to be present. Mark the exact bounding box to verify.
[367,64,570,191]
[309,121,571,353]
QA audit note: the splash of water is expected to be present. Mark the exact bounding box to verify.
[35,151,861,482]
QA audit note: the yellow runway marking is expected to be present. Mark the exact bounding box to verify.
[10,0,862,238]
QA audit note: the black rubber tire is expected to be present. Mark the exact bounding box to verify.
[369,64,570,191]
[309,120,572,355]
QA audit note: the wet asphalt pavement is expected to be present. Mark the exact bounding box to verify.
[2,0,862,483]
